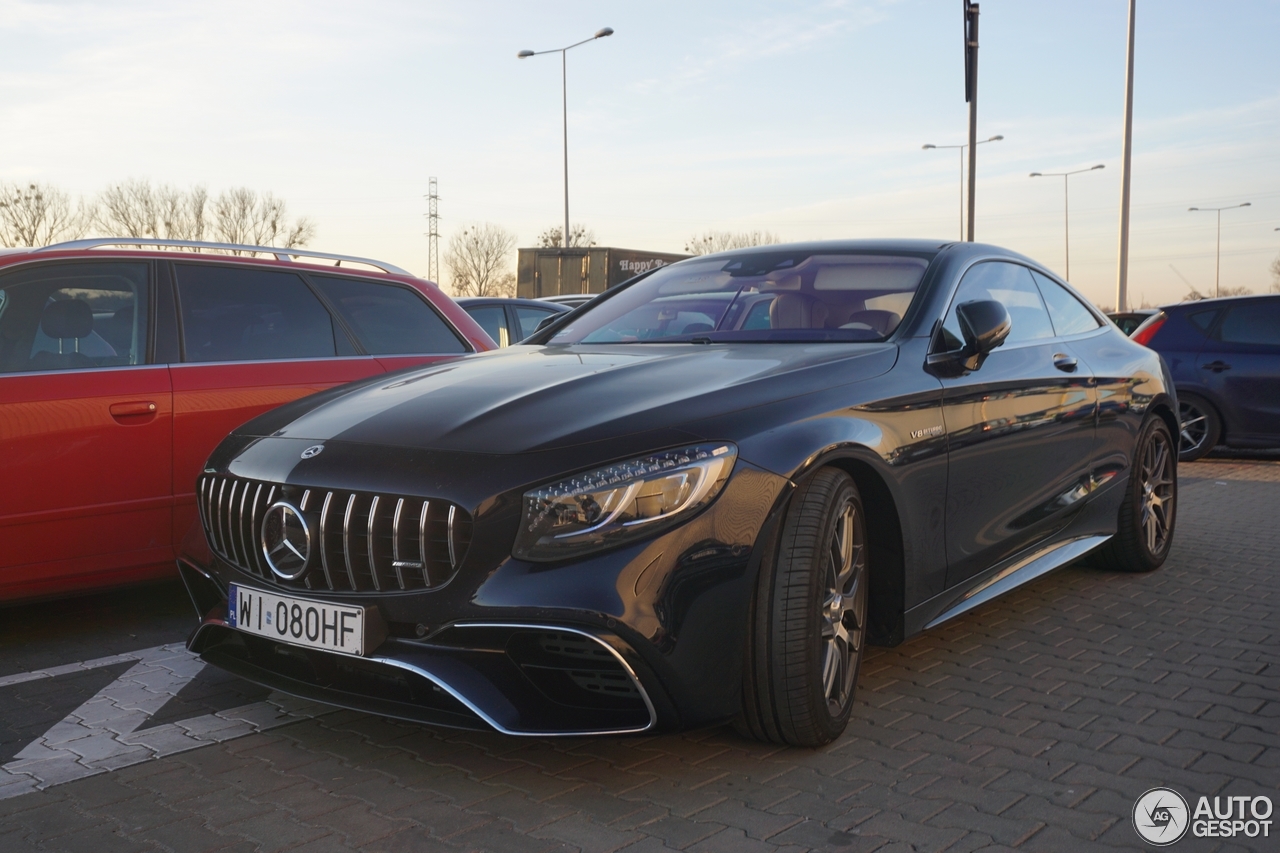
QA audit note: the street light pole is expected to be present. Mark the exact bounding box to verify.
[1029,164,1105,281]
[1188,202,1251,297]
[518,27,614,249]
[964,1,980,242]
[1116,0,1136,312]
[923,135,1002,240]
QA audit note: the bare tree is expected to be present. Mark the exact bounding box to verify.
[445,223,516,297]
[0,182,90,247]
[684,230,782,255]
[537,223,596,248]
[97,179,210,241]
[1271,253,1280,293]
[212,188,315,249]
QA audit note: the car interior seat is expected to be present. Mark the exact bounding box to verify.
[769,292,829,329]
[30,299,94,370]
[840,309,902,336]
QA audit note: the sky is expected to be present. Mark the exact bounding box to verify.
[2,0,1278,308]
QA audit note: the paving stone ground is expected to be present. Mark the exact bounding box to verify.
[0,456,1276,852]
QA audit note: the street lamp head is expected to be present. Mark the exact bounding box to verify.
[922,144,936,150]
[594,27,614,38]
[1091,164,1105,170]
[517,49,534,58]
[988,135,1004,141]
[1188,207,1199,212]
[1029,172,1042,178]
[1240,202,1252,208]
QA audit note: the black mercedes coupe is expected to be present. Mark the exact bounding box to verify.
[180,240,1179,747]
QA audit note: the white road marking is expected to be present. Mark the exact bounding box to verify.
[0,644,335,800]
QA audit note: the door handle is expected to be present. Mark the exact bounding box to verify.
[110,401,157,419]
[1052,354,1078,373]
[1201,360,1231,373]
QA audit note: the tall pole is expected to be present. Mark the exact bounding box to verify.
[517,28,613,250]
[1063,174,1070,281]
[958,148,965,240]
[562,50,569,251]
[1116,0,1136,312]
[965,2,979,242]
[1215,209,1221,297]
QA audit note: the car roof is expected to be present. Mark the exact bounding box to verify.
[456,297,570,310]
[0,238,419,281]
[689,238,952,262]
[1160,293,1278,311]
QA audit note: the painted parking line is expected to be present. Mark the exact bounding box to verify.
[0,644,334,800]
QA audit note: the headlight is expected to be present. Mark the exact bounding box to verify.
[513,443,737,561]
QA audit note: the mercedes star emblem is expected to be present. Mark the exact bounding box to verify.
[261,501,311,580]
[300,445,324,459]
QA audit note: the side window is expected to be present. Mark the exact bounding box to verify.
[311,276,467,355]
[940,262,1054,350]
[513,306,557,341]
[176,264,340,363]
[464,305,508,347]
[1031,271,1100,336]
[1217,301,1280,346]
[0,262,149,375]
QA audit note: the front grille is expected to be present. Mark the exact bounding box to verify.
[198,474,471,592]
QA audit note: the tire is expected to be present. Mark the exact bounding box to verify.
[737,468,869,747]
[1177,394,1221,462]
[1093,416,1177,573]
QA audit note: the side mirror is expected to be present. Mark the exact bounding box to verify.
[956,300,1011,360]
[534,314,558,333]
[926,299,1011,376]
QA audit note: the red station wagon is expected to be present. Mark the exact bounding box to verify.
[0,238,494,603]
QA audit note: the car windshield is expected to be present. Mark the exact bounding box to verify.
[548,251,930,344]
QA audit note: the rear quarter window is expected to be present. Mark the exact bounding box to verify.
[311,276,466,355]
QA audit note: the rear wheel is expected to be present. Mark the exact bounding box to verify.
[737,468,868,747]
[1177,394,1220,462]
[1094,416,1177,573]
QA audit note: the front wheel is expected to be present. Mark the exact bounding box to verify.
[737,468,868,747]
[1094,416,1177,573]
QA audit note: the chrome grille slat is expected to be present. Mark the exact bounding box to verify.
[419,500,431,588]
[392,498,406,588]
[342,493,358,590]
[249,483,265,576]
[319,491,335,589]
[447,504,457,569]
[215,478,228,559]
[367,495,382,591]
[198,476,468,593]
[225,480,241,566]
[237,480,252,572]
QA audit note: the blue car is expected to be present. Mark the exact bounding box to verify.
[1133,294,1280,460]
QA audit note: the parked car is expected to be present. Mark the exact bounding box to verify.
[456,297,569,347]
[1131,294,1280,460]
[182,239,1177,746]
[1107,308,1158,336]
[0,238,494,603]
[538,294,596,309]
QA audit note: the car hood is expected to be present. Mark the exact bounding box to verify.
[240,343,897,454]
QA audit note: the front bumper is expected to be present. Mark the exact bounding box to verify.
[178,459,791,736]
[183,571,655,735]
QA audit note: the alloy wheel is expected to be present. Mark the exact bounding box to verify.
[1140,428,1176,556]
[819,498,867,716]
[1178,400,1208,456]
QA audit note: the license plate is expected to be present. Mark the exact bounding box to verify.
[228,584,372,656]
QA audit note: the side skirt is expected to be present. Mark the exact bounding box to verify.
[905,534,1111,635]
